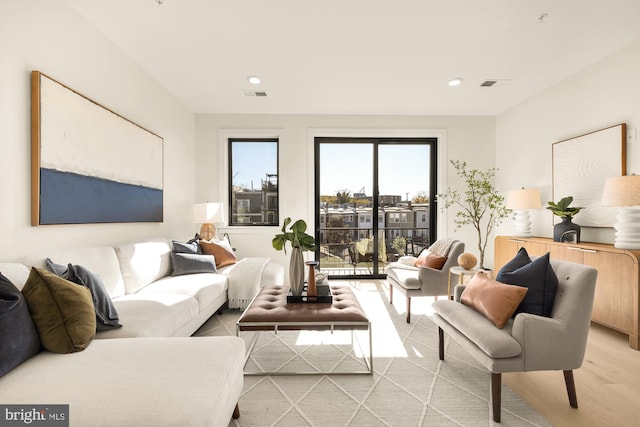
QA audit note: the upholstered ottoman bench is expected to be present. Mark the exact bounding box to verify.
[236,284,372,375]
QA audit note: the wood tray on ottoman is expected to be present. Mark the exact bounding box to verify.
[236,284,372,375]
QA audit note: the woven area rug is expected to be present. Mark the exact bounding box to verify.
[194,280,551,427]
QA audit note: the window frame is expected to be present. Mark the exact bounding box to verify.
[228,137,279,227]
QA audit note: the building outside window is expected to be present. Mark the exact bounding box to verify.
[229,138,278,226]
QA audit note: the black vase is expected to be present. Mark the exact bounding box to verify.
[554,216,581,243]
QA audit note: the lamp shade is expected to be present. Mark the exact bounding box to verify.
[193,202,224,224]
[601,176,640,207]
[506,188,541,209]
[506,188,540,238]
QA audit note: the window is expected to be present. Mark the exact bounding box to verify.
[315,136,437,278]
[229,138,278,226]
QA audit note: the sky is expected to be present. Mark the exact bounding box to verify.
[231,141,278,190]
[320,143,431,200]
[232,141,431,200]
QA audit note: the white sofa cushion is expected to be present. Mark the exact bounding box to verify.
[257,261,285,287]
[386,266,422,290]
[114,240,172,294]
[20,246,126,298]
[99,293,198,338]
[136,273,228,311]
[0,337,245,427]
[0,263,30,290]
[432,299,522,358]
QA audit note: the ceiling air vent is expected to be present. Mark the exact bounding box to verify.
[480,79,513,87]
[243,90,268,97]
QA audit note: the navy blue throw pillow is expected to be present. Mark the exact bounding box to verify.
[172,239,201,255]
[0,273,41,376]
[496,248,558,317]
[497,247,531,274]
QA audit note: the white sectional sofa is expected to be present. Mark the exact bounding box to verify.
[19,238,283,338]
[0,237,285,427]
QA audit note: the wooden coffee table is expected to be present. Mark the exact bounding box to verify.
[236,284,372,375]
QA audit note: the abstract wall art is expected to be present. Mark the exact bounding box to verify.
[31,71,164,225]
[552,123,626,228]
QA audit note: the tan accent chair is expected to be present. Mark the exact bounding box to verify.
[432,259,597,422]
[386,239,465,322]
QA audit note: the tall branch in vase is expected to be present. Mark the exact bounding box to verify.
[437,160,511,269]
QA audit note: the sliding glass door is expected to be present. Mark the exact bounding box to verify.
[315,137,437,278]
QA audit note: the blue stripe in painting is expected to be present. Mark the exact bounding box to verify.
[40,168,163,224]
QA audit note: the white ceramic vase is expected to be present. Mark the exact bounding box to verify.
[289,247,305,296]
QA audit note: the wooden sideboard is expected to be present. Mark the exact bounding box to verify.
[495,236,640,350]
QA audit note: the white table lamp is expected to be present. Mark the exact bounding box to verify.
[193,202,224,240]
[506,188,541,237]
[601,176,640,249]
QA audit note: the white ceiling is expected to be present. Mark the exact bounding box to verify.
[65,0,640,116]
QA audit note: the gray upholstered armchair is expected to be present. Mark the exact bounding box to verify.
[432,259,597,422]
[386,239,465,322]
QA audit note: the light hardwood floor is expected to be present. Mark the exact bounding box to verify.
[504,323,640,427]
[371,278,639,426]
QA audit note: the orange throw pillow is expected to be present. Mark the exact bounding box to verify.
[199,240,237,269]
[414,251,448,269]
[460,272,528,329]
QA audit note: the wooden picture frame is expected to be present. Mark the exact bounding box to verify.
[552,123,626,228]
[31,71,164,225]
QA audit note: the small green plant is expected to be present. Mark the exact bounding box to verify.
[392,236,407,256]
[272,217,316,254]
[546,196,583,218]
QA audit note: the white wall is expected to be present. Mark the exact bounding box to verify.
[0,0,196,260]
[496,38,640,245]
[195,114,495,271]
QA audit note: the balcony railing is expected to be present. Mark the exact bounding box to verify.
[318,226,431,275]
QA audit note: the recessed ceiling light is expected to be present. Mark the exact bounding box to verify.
[448,77,463,87]
[248,76,261,85]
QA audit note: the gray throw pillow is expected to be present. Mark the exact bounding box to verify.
[0,273,41,376]
[171,252,217,276]
[45,259,122,331]
[172,235,202,254]
[67,264,122,331]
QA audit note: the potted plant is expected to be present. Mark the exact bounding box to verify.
[547,196,584,243]
[272,217,316,296]
[437,160,511,269]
